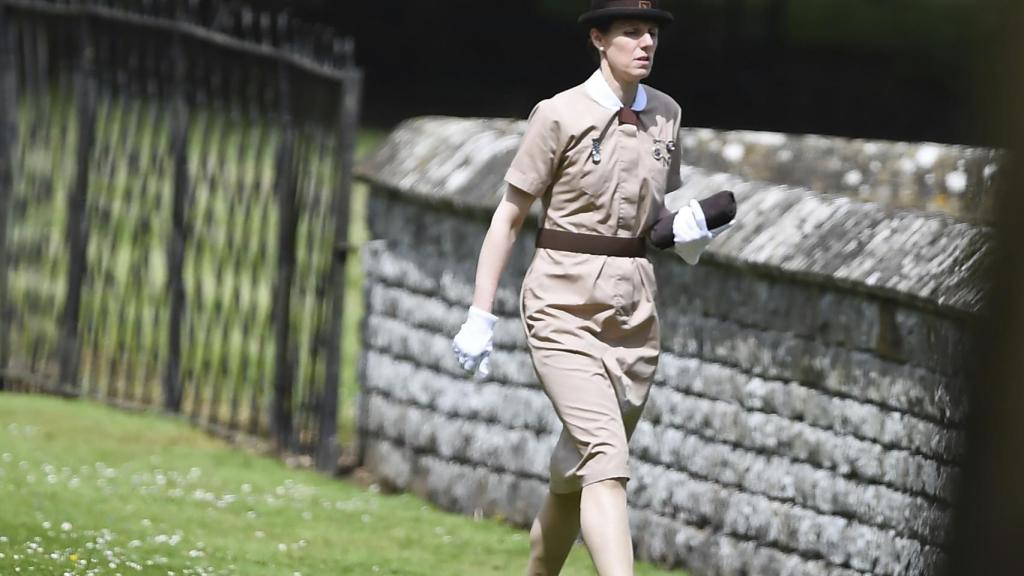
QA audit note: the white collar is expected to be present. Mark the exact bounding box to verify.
[583,69,648,112]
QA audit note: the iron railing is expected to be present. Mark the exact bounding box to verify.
[0,0,362,472]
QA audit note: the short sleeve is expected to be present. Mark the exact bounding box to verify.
[504,99,562,197]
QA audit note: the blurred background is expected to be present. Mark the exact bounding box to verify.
[254,0,996,146]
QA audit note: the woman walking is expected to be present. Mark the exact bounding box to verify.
[452,2,734,574]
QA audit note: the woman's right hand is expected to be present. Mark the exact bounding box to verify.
[456,185,535,379]
[452,306,498,378]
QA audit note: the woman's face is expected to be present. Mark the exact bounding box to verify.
[592,19,660,81]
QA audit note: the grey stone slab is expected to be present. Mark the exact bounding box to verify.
[631,461,944,576]
[415,454,549,527]
[367,282,529,350]
[363,437,415,491]
[630,412,951,543]
[363,392,555,480]
[672,316,966,425]
[891,307,973,377]
[363,350,559,434]
[361,239,439,294]
[362,237,526,318]
[654,261,972,374]
[364,313,539,388]
[362,437,548,528]
[655,353,965,462]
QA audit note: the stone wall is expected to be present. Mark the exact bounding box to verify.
[674,128,1003,224]
[354,116,993,576]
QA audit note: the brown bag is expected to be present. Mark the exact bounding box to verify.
[648,190,736,249]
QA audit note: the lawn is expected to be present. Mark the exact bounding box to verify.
[0,393,686,575]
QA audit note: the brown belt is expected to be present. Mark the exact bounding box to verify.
[535,228,647,258]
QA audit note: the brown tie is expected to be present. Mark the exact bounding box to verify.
[618,106,640,127]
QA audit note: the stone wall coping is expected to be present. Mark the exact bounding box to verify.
[356,116,994,318]
[674,127,1004,223]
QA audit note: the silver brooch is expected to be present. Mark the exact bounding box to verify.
[590,138,602,164]
[652,138,665,161]
[652,138,675,162]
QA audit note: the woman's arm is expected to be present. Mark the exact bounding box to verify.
[470,184,536,314]
[453,98,554,376]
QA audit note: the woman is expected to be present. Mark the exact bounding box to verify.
[452,2,733,574]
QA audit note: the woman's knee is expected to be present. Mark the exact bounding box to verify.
[550,487,583,508]
[581,472,629,491]
[581,476,629,500]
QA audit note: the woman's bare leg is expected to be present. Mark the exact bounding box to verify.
[525,488,583,576]
[579,478,633,576]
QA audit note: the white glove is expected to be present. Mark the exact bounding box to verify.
[672,198,734,265]
[452,306,498,379]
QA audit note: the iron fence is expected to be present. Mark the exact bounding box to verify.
[0,0,362,472]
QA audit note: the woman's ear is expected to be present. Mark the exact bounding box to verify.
[589,28,605,53]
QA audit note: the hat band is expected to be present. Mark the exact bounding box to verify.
[600,1,657,9]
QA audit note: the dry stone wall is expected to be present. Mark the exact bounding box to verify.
[354,116,993,576]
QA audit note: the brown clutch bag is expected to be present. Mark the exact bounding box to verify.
[649,190,737,249]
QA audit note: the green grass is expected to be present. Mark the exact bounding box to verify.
[0,393,686,575]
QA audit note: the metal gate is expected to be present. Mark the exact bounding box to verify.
[0,0,362,472]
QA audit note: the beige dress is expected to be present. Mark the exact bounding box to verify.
[506,70,683,494]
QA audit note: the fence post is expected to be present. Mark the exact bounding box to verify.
[0,2,16,392]
[271,61,296,453]
[316,45,362,473]
[163,8,189,413]
[59,9,96,396]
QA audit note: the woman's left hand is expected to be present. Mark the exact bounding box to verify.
[672,199,733,265]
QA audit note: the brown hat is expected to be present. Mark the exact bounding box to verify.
[578,0,675,28]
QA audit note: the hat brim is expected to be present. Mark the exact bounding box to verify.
[578,8,674,28]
